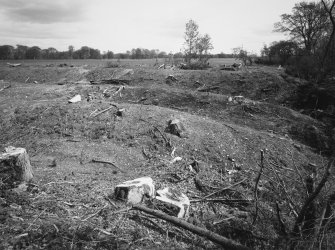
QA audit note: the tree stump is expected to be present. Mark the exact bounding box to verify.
[165,119,187,138]
[114,177,155,204]
[0,147,33,189]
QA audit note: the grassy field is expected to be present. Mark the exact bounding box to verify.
[1,58,240,67]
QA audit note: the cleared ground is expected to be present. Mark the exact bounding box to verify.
[0,59,332,249]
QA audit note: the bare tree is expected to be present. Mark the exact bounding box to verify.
[196,34,213,63]
[184,19,199,64]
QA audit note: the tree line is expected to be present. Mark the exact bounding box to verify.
[0,44,234,61]
[0,45,167,60]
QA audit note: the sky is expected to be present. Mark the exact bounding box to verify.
[0,0,302,54]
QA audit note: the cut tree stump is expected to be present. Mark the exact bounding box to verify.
[114,177,155,204]
[165,119,187,138]
[0,147,33,188]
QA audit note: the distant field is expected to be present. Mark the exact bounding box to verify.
[1,58,239,67]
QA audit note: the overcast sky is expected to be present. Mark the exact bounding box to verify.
[0,0,302,54]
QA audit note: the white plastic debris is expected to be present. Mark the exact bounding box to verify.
[68,94,81,103]
[170,156,182,164]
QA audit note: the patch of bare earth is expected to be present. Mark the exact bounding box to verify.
[0,61,333,249]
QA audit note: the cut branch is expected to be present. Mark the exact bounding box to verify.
[132,204,250,250]
[91,159,126,173]
[91,104,119,118]
[291,158,334,237]
[0,85,11,92]
[202,178,247,200]
[90,79,131,85]
[253,150,265,225]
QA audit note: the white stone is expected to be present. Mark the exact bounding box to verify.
[68,94,81,103]
[155,187,190,219]
[114,177,155,204]
[170,156,182,164]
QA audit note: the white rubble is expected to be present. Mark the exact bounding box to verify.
[68,94,81,103]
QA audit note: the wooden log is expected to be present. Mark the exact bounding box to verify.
[90,79,130,85]
[197,86,220,92]
[0,147,33,188]
[132,204,250,250]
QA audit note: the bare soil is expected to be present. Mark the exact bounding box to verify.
[0,59,333,249]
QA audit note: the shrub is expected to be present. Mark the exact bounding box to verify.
[285,55,319,79]
[105,61,119,68]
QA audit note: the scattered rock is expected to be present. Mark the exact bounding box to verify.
[166,75,177,81]
[116,108,125,117]
[151,99,159,105]
[0,147,34,189]
[47,157,57,168]
[189,160,206,173]
[114,177,155,204]
[170,157,182,164]
[194,81,202,87]
[165,119,187,138]
[7,63,21,67]
[155,187,190,219]
[233,96,245,104]
[68,94,81,103]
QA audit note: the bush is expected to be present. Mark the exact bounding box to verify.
[285,55,319,79]
[254,57,276,65]
[179,61,211,70]
[105,61,119,68]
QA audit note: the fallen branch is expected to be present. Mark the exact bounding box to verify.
[7,62,21,67]
[91,159,126,173]
[113,86,125,96]
[44,181,74,186]
[291,158,334,238]
[222,122,239,132]
[83,204,108,221]
[197,86,220,92]
[139,118,172,148]
[202,178,248,199]
[190,198,251,204]
[89,109,98,117]
[90,79,130,85]
[266,158,299,217]
[0,85,11,92]
[132,204,250,250]
[253,150,264,225]
[91,104,119,118]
